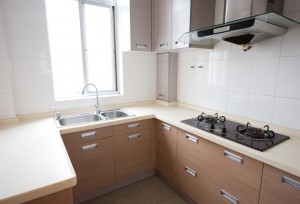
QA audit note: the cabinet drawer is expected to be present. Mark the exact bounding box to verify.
[260,164,300,204]
[114,129,153,181]
[176,156,201,202]
[215,148,263,204]
[156,120,177,136]
[113,119,155,134]
[61,126,113,145]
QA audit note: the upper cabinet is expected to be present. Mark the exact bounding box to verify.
[154,0,215,51]
[130,0,152,51]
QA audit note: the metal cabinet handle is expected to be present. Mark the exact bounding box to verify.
[81,143,98,151]
[282,176,300,190]
[128,134,141,140]
[220,189,239,204]
[186,134,198,143]
[162,123,171,131]
[128,123,140,129]
[158,93,166,98]
[80,131,96,138]
[185,166,197,177]
[224,150,243,164]
[159,43,168,48]
[136,44,147,49]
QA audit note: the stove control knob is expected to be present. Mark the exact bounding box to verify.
[222,128,227,134]
[210,124,215,130]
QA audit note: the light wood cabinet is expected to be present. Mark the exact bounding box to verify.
[114,119,155,181]
[130,0,152,51]
[156,120,177,182]
[157,52,177,102]
[260,164,300,204]
[62,127,115,199]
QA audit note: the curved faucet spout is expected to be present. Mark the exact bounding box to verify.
[82,83,101,114]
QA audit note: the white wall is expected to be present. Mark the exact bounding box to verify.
[177,29,300,132]
[0,0,156,117]
[0,7,16,119]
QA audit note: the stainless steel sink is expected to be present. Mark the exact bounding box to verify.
[55,109,135,127]
[100,109,135,120]
[55,113,106,127]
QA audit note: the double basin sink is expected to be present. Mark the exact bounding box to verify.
[55,109,135,127]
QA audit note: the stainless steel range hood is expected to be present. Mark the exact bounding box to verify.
[177,0,300,51]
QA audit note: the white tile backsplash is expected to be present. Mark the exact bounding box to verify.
[210,89,228,113]
[211,59,229,90]
[252,36,282,58]
[227,92,249,117]
[0,58,12,93]
[281,27,300,57]
[228,59,252,93]
[276,56,300,99]
[0,93,16,119]
[247,94,274,123]
[250,57,279,96]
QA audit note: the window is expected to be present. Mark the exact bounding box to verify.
[46,0,117,99]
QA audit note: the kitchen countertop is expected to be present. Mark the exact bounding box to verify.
[1,102,300,204]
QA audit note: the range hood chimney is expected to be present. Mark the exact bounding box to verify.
[177,0,300,51]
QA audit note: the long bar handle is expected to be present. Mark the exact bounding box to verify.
[81,143,98,151]
[136,44,147,49]
[186,134,198,143]
[128,134,141,140]
[160,43,168,48]
[128,123,140,129]
[224,150,243,164]
[282,176,300,190]
[80,131,96,138]
[162,123,171,131]
[185,166,197,177]
[220,189,239,204]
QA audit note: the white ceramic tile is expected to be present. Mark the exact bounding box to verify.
[123,84,156,103]
[177,85,196,105]
[177,61,192,86]
[0,0,47,26]
[178,49,212,61]
[0,9,8,58]
[195,86,211,109]
[123,52,156,86]
[228,59,252,93]
[212,41,232,60]
[76,97,96,109]
[0,58,12,93]
[54,99,77,111]
[272,97,300,131]
[227,91,249,117]
[11,59,53,92]
[210,89,228,113]
[4,23,50,59]
[283,0,300,13]
[276,56,300,99]
[193,60,212,87]
[250,58,279,96]
[30,90,55,113]
[281,27,300,56]
[211,59,229,90]
[252,36,282,58]
[0,93,16,119]
[13,91,31,115]
[247,94,274,123]
[231,44,253,59]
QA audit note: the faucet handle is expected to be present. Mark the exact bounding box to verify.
[55,112,61,120]
[95,105,101,114]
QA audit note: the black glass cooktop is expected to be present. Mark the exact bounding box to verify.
[181,117,290,152]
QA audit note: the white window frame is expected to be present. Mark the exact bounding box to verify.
[78,0,118,95]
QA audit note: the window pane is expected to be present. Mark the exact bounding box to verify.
[46,0,84,98]
[84,4,116,92]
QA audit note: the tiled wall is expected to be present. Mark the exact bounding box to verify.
[0,0,156,117]
[177,26,300,131]
[0,8,15,119]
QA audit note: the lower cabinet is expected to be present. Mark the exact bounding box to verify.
[260,164,300,204]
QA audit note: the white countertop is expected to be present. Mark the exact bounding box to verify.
[1,102,300,204]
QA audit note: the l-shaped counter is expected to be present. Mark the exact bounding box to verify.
[1,102,300,204]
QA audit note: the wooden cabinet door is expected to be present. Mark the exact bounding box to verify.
[260,164,300,204]
[156,120,177,182]
[130,0,152,51]
[155,0,171,51]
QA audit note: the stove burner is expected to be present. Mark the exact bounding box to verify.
[237,122,275,141]
[197,112,227,135]
[197,112,226,124]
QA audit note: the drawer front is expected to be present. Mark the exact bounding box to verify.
[177,129,201,162]
[176,156,201,202]
[66,137,113,170]
[260,164,300,204]
[114,129,153,181]
[61,126,113,145]
[156,120,177,136]
[156,120,177,159]
[216,148,263,204]
[113,119,155,134]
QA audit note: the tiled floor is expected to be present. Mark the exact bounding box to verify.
[83,176,189,204]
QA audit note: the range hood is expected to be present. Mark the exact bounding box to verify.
[177,12,300,51]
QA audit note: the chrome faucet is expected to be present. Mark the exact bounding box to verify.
[82,83,101,114]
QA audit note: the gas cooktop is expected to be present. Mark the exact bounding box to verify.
[181,112,290,151]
